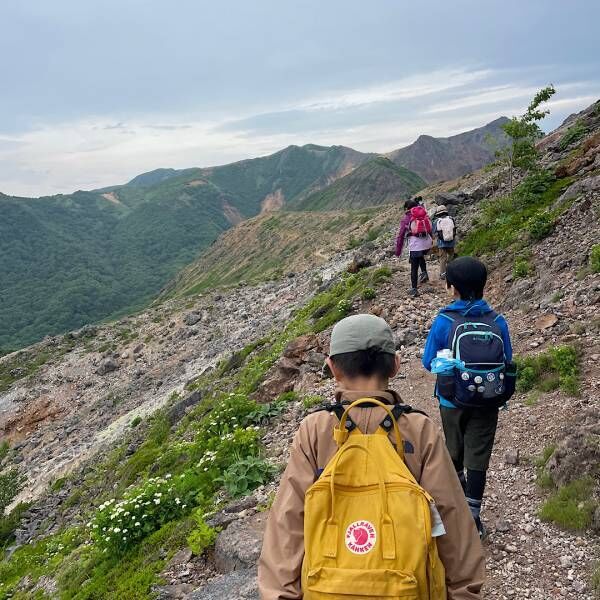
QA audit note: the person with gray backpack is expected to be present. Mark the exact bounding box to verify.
[432,205,456,280]
[422,257,516,539]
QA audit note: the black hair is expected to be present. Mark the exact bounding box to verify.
[404,199,418,210]
[330,349,396,379]
[446,256,488,300]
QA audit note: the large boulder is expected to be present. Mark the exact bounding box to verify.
[347,250,372,274]
[190,568,258,600]
[96,357,119,376]
[546,409,600,487]
[167,391,203,425]
[283,334,318,360]
[213,513,266,573]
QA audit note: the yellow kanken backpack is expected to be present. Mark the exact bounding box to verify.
[301,398,447,600]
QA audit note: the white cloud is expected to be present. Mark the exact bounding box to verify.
[292,68,493,111]
[0,67,598,197]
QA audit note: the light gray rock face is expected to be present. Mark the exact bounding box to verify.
[213,516,265,573]
[190,568,258,600]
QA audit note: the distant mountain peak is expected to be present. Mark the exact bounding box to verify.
[387,118,509,183]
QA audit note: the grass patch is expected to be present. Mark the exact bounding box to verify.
[591,244,600,273]
[516,344,580,396]
[559,119,588,151]
[534,444,556,489]
[459,170,575,256]
[539,477,596,530]
[0,442,8,463]
[302,395,325,410]
[513,257,532,279]
[0,348,57,393]
[592,562,600,599]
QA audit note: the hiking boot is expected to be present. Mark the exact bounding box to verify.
[409,287,419,297]
[419,272,429,284]
[474,516,487,540]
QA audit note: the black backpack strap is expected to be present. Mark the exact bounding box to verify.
[379,404,428,431]
[319,403,358,432]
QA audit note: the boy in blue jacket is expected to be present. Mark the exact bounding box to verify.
[422,256,513,538]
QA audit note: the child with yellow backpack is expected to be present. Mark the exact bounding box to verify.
[258,314,484,599]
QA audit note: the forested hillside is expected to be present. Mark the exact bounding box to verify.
[0,145,368,352]
[0,120,508,353]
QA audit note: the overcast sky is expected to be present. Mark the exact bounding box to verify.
[1,0,599,197]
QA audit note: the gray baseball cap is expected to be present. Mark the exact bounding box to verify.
[329,314,396,356]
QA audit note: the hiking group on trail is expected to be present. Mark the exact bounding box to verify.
[395,197,457,295]
[258,251,515,599]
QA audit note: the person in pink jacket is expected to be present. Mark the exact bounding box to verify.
[395,199,433,297]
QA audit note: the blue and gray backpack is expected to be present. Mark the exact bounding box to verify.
[437,307,517,409]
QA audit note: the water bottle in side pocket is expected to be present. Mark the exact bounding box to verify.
[432,349,456,399]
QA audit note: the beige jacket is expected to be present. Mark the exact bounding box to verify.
[258,390,485,599]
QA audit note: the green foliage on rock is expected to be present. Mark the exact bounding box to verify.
[0,469,25,513]
[590,244,600,273]
[527,211,554,240]
[516,345,580,396]
[187,512,218,556]
[539,477,597,530]
[217,456,278,498]
[513,257,532,279]
[459,170,574,256]
[559,120,588,151]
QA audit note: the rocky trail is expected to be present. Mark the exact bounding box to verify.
[184,255,599,600]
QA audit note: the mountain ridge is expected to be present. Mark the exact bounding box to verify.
[0,119,508,352]
[387,116,510,183]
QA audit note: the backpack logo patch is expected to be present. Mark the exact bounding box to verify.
[345,520,376,554]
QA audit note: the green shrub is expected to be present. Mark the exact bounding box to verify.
[246,397,289,425]
[527,211,554,240]
[89,475,190,556]
[346,236,361,250]
[0,468,25,513]
[361,287,376,300]
[459,171,574,256]
[372,266,392,282]
[277,391,299,403]
[539,477,596,530]
[516,345,580,395]
[592,562,600,598]
[591,244,600,273]
[187,511,218,556]
[0,502,30,548]
[366,226,383,242]
[217,456,277,498]
[534,444,556,489]
[0,441,8,462]
[302,395,324,410]
[513,258,532,279]
[559,120,587,151]
[130,416,142,428]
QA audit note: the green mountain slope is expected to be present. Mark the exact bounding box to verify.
[388,117,509,183]
[158,205,399,298]
[289,157,425,211]
[0,145,368,352]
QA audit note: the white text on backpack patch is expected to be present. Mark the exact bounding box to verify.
[345,520,376,554]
